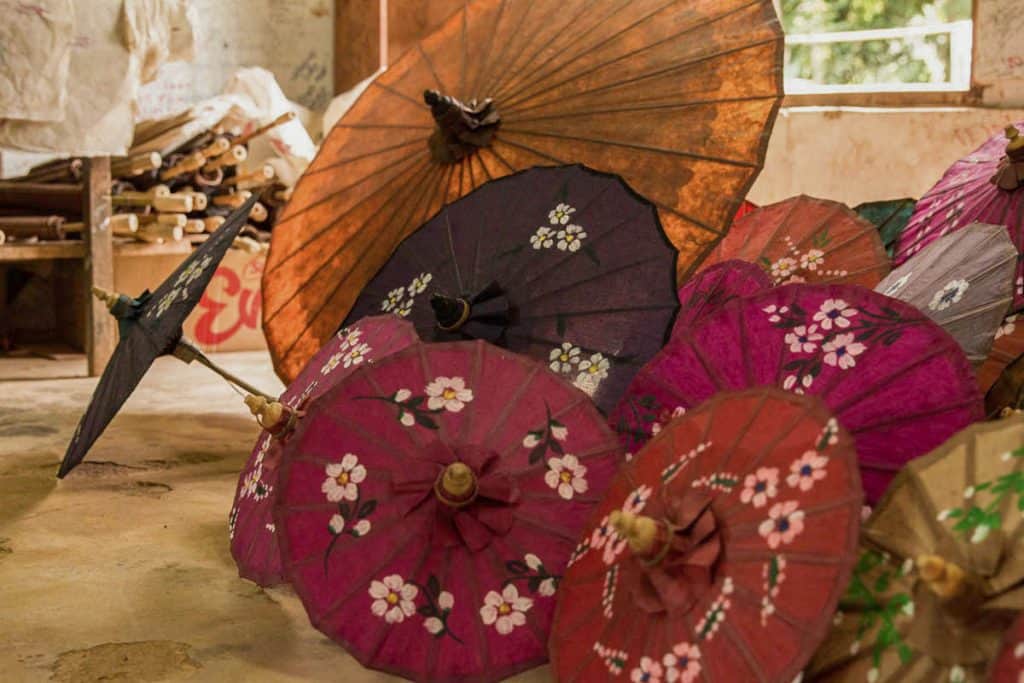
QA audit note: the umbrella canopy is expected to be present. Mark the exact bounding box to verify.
[338,164,679,414]
[806,416,1024,682]
[610,283,983,502]
[550,388,862,683]
[985,352,1024,417]
[896,122,1024,310]
[979,314,1024,393]
[854,198,917,258]
[274,340,623,682]
[229,315,419,587]
[874,223,1015,366]
[672,259,771,338]
[58,195,258,478]
[695,195,890,288]
[990,613,1024,683]
[262,0,784,382]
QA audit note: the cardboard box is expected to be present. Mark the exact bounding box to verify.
[114,249,267,353]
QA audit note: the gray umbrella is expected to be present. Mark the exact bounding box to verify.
[875,222,1015,365]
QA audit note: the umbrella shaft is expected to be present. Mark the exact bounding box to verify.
[172,339,274,400]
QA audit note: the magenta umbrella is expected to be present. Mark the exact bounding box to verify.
[274,340,624,682]
[895,122,1024,309]
[229,315,419,586]
[610,284,983,502]
[672,259,772,338]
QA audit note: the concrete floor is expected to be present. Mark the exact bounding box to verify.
[0,352,551,682]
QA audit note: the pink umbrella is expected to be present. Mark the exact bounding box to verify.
[274,340,623,682]
[896,122,1024,309]
[229,315,419,586]
[610,284,983,502]
[672,259,771,338]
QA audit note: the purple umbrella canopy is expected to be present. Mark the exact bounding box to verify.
[340,165,679,414]
[672,258,772,338]
[610,284,983,502]
[876,223,1015,366]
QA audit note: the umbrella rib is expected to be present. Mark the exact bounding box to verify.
[363,536,435,667]
[444,211,465,294]
[332,122,433,130]
[500,0,769,108]
[462,552,494,673]
[482,143,519,173]
[504,93,782,121]
[849,397,988,455]
[368,79,426,108]
[516,304,679,322]
[478,362,542,452]
[416,41,448,93]
[459,5,468,97]
[512,511,584,543]
[719,617,769,683]
[517,254,678,306]
[472,0,538,99]
[495,392,592,461]
[302,138,422,178]
[466,0,507,99]
[454,339,486,444]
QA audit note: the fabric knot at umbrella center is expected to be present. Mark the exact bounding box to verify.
[613,490,722,615]
[430,281,513,342]
[423,89,501,165]
[392,441,520,552]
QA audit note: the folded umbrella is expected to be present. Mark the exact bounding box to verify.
[672,258,771,338]
[339,164,679,413]
[874,223,1015,366]
[611,283,983,502]
[58,195,261,478]
[229,314,419,587]
[695,195,890,288]
[262,0,784,382]
[274,340,624,682]
[855,198,916,258]
[806,416,1024,682]
[550,388,862,682]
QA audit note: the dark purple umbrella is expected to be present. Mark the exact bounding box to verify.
[58,194,260,478]
[341,164,679,413]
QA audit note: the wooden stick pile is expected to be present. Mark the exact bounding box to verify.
[0,112,297,253]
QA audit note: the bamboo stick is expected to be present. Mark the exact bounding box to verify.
[203,145,247,172]
[0,182,82,213]
[187,233,210,245]
[110,152,162,177]
[212,191,251,209]
[188,192,208,211]
[110,193,193,213]
[198,137,230,159]
[0,215,66,240]
[138,213,187,228]
[14,158,84,183]
[109,214,139,235]
[203,216,225,232]
[272,187,293,203]
[184,219,206,234]
[193,168,224,188]
[0,230,5,245]
[234,111,296,146]
[249,201,268,223]
[225,164,274,188]
[138,224,184,242]
[159,151,205,180]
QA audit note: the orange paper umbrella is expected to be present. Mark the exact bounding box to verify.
[262,0,784,381]
[696,195,890,288]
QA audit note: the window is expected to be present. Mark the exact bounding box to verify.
[777,0,975,102]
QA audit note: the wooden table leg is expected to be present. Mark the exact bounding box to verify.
[83,157,114,376]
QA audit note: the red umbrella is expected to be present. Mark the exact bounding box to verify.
[549,388,862,682]
[611,283,983,502]
[274,340,623,682]
[991,613,1024,683]
[672,259,771,338]
[229,315,419,586]
[896,122,1024,309]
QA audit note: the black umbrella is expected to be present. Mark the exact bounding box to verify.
[58,194,268,478]
[340,164,679,412]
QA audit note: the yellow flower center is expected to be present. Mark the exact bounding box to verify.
[498,603,511,615]
[386,592,399,605]
[442,388,457,400]
[336,472,349,485]
[560,471,573,483]
[560,353,570,362]
[566,234,575,241]
[588,365,599,374]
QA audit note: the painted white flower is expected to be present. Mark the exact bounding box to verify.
[929,279,970,311]
[556,225,587,252]
[784,325,823,353]
[741,467,779,508]
[937,508,953,521]
[577,352,610,380]
[321,454,367,502]
[525,554,557,596]
[369,575,417,623]
[336,326,362,348]
[758,501,805,549]
[997,315,1018,339]
[813,299,857,330]
[883,272,912,297]
[480,584,533,634]
[522,433,541,448]
[394,388,412,402]
[321,352,343,375]
[763,304,790,323]
[343,342,370,368]
[771,257,798,281]
[800,249,825,272]
[786,451,829,491]
[631,657,664,683]
[549,343,582,372]
[823,333,866,370]
[663,642,701,683]
[551,424,568,441]
[971,524,991,544]
[425,376,473,412]
[408,272,433,296]
[549,203,575,225]
[545,454,588,500]
[623,484,653,513]
[381,287,405,313]
[530,227,555,249]
[328,514,347,534]
[949,665,965,683]
[396,298,414,317]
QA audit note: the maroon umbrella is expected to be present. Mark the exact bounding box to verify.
[274,340,624,682]
[672,259,771,338]
[610,284,983,502]
[229,315,419,586]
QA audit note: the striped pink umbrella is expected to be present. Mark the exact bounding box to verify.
[274,340,623,682]
[610,284,983,502]
[672,259,771,338]
[896,122,1024,309]
[229,315,419,586]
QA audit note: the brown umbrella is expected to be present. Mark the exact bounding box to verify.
[262,0,784,381]
[806,416,1024,682]
[979,314,1024,393]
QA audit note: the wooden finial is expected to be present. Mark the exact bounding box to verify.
[91,285,121,310]
[1007,125,1024,154]
[434,462,478,507]
[244,394,286,430]
[610,510,660,555]
[916,554,967,598]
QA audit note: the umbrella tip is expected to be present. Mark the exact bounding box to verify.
[424,89,441,106]
[435,462,478,507]
[610,510,659,555]
[915,554,967,598]
[90,285,121,310]
[245,394,285,430]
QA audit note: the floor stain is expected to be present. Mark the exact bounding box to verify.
[49,641,200,682]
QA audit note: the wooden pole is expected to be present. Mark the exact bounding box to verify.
[84,157,115,376]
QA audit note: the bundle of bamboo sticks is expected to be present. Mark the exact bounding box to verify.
[0,111,297,253]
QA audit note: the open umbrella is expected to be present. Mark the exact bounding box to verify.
[980,314,1024,393]
[985,351,1024,418]
[990,613,1024,683]
[610,283,983,502]
[896,122,1024,310]
[695,195,890,288]
[550,388,862,683]
[855,198,916,258]
[806,416,1024,682]
[672,259,771,338]
[874,223,1015,366]
[338,164,679,414]
[58,195,261,478]
[229,314,419,587]
[274,340,623,682]
[262,0,784,381]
